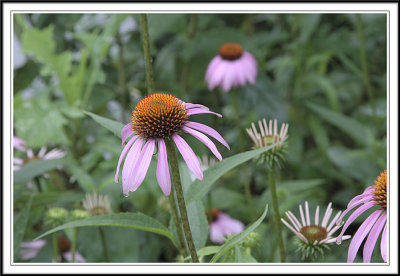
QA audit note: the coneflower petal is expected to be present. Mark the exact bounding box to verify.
[182,126,222,161]
[122,137,143,195]
[363,211,387,262]
[185,121,230,149]
[156,139,171,196]
[347,209,383,262]
[130,139,155,192]
[172,134,203,181]
[114,135,138,183]
[186,108,222,118]
[121,123,135,146]
[380,223,387,262]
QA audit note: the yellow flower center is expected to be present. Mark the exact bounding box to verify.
[373,169,387,208]
[219,43,243,60]
[131,93,188,139]
[300,225,328,242]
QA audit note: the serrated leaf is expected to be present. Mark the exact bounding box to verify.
[35,212,178,248]
[84,111,125,138]
[185,143,278,204]
[14,158,65,184]
[210,204,268,263]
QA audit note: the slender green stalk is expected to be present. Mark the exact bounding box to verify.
[98,226,109,262]
[52,232,58,262]
[355,14,378,128]
[168,192,188,257]
[70,228,78,263]
[180,14,198,94]
[165,138,199,263]
[268,165,285,262]
[116,31,127,122]
[232,88,256,221]
[140,14,155,96]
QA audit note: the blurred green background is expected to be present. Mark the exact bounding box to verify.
[13,13,387,263]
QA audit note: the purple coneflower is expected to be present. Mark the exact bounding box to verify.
[336,170,387,263]
[115,93,229,196]
[205,43,257,92]
[206,208,245,244]
[14,146,66,171]
[282,201,351,260]
[13,136,27,152]
[19,240,47,260]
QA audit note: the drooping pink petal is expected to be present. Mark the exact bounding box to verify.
[121,137,143,195]
[121,123,134,146]
[281,218,308,243]
[172,134,203,180]
[186,108,222,117]
[13,136,27,151]
[185,121,230,149]
[205,56,222,80]
[235,60,246,86]
[380,223,387,262]
[347,209,383,262]
[221,63,235,92]
[115,135,138,183]
[208,60,229,90]
[210,221,226,244]
[63,250,86,263]
[218,213,245,235]
[130,139,155,192]
[347,187,374,207]
[336,195,374,227]
[156,139,171,196]
[182,126,222,161]
[183,103,209,110]
[336,201,376,244]
[363,211,387,262]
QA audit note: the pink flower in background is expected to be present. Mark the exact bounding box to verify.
[206,208,245,244]
[115,93,229,196]
[19,240,47,260]
[336,170,387,263]
[14,146,66,171]
[205,43,257,92]
[13,136,27,152]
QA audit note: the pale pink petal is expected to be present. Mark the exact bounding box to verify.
[27,149,34,159]
[363,211,387,262]
[210,222,226,244]
[130,139,155,192]
[347,209,383,262]
[305,201,311,226]
[347,187,374,207]
[380,223,387,262]
[208,60,229,90]
[205,56,222,80]
[63,250,86,263]
[336,195,374,226]
[156,139,171,196]
[321,203,332,228]
[299,204,306,227]
[121,123,134,146]
[121,137,143,195]
[115,135,138,183]
[186,108,222,117]
[182,126,222,161]
[218,213,245,235]
[14,158,24,165]
[38,147,47,158]
[183,103,209,110]
[172,134,203,180]
[322,235,351,244]
[185,121,230,149]
[43,149,66,160]
[221,63,235,92]
[281,218,308,243]
[286,211,302,231]
[14,136,27,151]
[336,201,376,244]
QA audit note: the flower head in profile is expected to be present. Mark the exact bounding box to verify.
[82,193,111,216]
[115,92,229,196]
[205,43,257,92]
[206,208,245,244]
[336,170,387,263]
[246,118,289,167]
[281,201,351,260]
[14,146,66,171]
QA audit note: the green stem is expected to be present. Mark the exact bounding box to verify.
[165,138,199,263]
[71,228,78,263]
[116,31,127,122]
[355,14,378,129]
[168,193,188,257]
[52,232,58,262]
[180,14,198,94]
[268,165,285,262]
[98,226,109,262]
[140,14,155,96]
[232,88,256,221]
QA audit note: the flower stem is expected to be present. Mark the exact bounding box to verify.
[165,138,199,263]
[168,192,188,257]
[52,232,58,262]
[268,165,286,262]
[232,88,256,221]
[98,226,110,262]
[70,228,78,263]
[355,14,378,129]
[140,14,155,96]
[116,31,128,122]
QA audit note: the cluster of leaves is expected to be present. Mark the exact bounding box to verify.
[13,13,386,263]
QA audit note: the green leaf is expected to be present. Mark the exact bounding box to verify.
[307,102,373,147]
[187,200,208,250]
[185,143,278,204]
[35,212,178,248]
[13,196,33,257]
[14,158,65,184]
[210,204,268,263]
[84,111,125,138]
[67,164,96,192]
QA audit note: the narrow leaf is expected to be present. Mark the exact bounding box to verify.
[14,158,65,184]
[84,111,125,138]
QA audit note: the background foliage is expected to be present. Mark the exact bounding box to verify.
[13,13,386,263]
